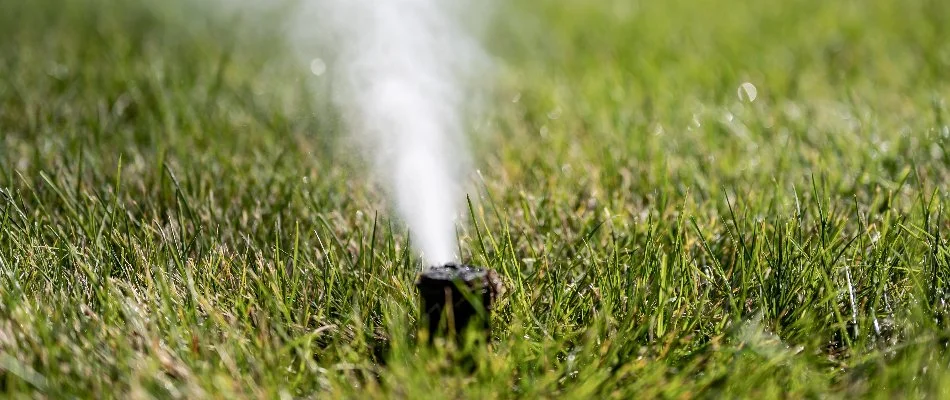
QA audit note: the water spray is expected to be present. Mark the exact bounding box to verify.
[296,0,503,344]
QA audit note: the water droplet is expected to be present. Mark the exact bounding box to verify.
[512,93,521,103]
[310,58,327,76]
[547,108,562,120]
[738,82,757,102]
[47,63,69,79]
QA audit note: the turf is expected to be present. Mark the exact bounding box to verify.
[2,0,950,397]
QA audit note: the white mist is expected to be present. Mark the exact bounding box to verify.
[306,0,487,265]
[215,0,487,265]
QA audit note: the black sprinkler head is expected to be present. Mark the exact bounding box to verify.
[415,263,504,344]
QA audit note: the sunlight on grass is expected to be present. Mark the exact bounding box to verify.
[1,0,949,397]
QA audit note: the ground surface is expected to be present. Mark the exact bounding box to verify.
[2,0,950,397]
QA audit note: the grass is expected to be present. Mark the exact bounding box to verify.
[2,0,950,397]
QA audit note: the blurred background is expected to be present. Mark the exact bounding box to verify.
[4,0,947,203]
[2,0,950,396]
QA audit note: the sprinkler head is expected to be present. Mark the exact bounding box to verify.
[415,263,504,345]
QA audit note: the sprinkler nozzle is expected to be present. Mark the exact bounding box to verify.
[415,263,504,345]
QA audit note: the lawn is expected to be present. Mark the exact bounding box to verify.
[2,0,950,397]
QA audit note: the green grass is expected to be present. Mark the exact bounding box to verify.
[2,0,950,397]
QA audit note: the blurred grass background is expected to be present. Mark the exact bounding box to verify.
[1,0,950,397]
